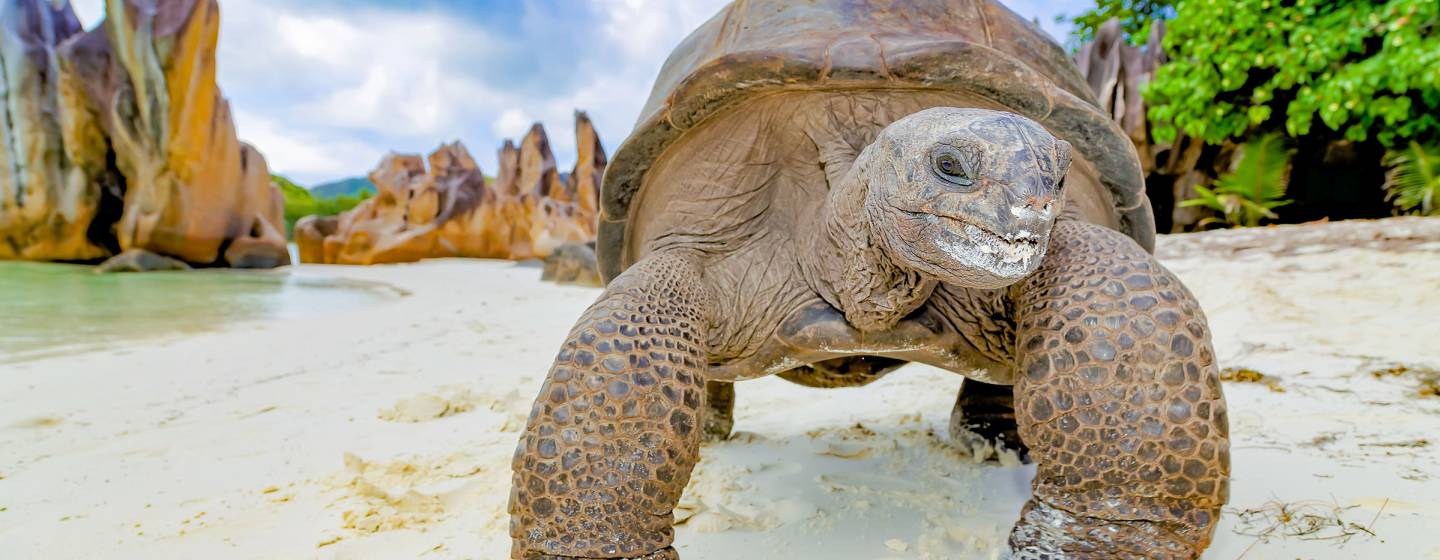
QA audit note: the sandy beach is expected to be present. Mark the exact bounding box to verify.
[3,219,1438,559]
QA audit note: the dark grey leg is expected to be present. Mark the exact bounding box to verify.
[702,380,735,442]
[949,379,1029,462]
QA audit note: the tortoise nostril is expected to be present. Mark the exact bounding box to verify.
[1025,194,1054,209]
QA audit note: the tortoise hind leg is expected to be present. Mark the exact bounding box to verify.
[949,379,1029,462]
[702,380,735,442]
[510,251,713,559]
[1008,222,1228,559]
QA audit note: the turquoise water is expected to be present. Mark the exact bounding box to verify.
[0,261,400,364]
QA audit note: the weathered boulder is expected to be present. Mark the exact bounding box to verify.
[568,111,605,233]
[294,214,338,264]
[297,113,605,265]
[0,0,289,268]
[0,0,105,261]
[541,241,602,287]
[95,248,191,273]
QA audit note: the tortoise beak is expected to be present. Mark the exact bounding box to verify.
[933,215,1046,277]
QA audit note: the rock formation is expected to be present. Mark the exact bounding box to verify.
[0,1,101,261]
[0,0,289,268]
[541,241,602,287]
[297,112,605,265]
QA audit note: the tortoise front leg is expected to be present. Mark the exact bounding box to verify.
[1008,222,1229,559]
[510,251,714,559]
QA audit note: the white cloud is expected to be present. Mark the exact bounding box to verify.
[217,1,505,137]
[233,110,384,180]
[492,108,535,140]
[61,0,1091,185]
[594,0,729,60]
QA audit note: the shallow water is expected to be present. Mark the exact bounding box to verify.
[0,262,400,364]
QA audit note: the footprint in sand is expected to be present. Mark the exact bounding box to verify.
[378,386,531,426]
[377,386,489,423]
[326,451,500,538]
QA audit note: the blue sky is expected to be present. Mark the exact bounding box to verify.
[70,0,1091,186]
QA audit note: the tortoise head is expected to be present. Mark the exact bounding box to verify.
[862,107,1072,289]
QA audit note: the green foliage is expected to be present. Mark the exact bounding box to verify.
[1382,142,1440,215]
[1147,0,1440,148]
[1062,0,1175,45]
[311,176,377,199]
[273,175,310,203]
[272,174,373,238]
[1180,134,1292,227]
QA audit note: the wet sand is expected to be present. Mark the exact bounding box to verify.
[2,219,1437,559]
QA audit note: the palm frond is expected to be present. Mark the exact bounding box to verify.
[1183,134,1292,228]
[1216,133,1290,205]
[1178,185,1224,211]
[1382,142,1440,216]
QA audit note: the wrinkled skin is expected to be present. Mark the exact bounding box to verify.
[509,106,1228,559]
[864,108,1071,290]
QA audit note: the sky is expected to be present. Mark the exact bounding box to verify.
[69,0,1092,187]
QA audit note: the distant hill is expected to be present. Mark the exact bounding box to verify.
[311,177,377,198]
[273,174,372,239]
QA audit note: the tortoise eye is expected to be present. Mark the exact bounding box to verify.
[931,150,974,188]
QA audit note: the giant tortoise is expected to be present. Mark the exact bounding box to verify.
[510,1,1229,558]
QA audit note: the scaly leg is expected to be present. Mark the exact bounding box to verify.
[1008,222,1229,559]
[949,379,1029,462]
[510,251,714,559]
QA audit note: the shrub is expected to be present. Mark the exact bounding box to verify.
[1180,134,1292,227]
[1062,0,1175,46]
[1146,0,1440,148]
[272,175,373,237]
[1382,142,1440,215]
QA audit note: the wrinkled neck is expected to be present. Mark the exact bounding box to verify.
[802,154,936,332]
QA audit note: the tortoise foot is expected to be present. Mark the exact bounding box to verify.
[949,380,1029,463]
[524,548,679,560]
[1010,500,1198,560]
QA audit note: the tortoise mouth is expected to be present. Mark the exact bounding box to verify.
[929,214,1045,280]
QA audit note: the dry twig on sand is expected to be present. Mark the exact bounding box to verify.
[1229,498,1380,544]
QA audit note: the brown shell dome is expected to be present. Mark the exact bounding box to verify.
[598,0,1154,280]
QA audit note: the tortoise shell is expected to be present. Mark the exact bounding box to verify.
[598,0,1154,281]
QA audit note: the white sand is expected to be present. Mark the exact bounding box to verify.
[2,222,1439,559]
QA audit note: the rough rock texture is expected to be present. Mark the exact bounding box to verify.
[540,241,602,287]
[297,112,605,265]
[294,215,337,264]
[95,248,191,272]
[0,0,289,268]
[0,0,102,261]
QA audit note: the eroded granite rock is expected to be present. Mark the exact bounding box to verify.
[297,113,605,265]
[95,248,191,273]
[0,0,103,261]
[541,241,602,287]
[0,0,288,268]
